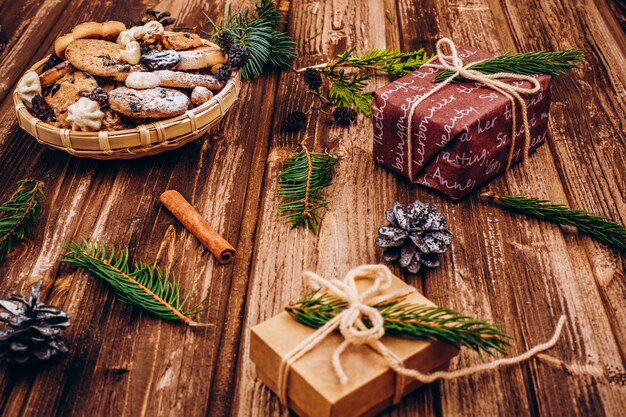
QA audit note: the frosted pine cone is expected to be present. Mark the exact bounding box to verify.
[376,201,453,273]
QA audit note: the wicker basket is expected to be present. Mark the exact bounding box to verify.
[13,57,241,160]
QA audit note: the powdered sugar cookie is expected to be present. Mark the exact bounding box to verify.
[108,87,190,118]
[174,46,226,70]
[125,70,224,90]
[17,71,41,105]
[66,97,105,131]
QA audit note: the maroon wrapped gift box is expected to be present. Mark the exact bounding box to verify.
[372,46,552,199]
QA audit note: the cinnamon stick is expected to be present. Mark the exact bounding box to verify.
[159,190,236,264]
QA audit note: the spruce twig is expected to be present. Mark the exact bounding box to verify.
[277,145,338,233]
[481,191,626,250]
[0,179,45,262]
[286,292,511,357]
[435,49,584,83]
[205,0,296,79]
[62,241,210,326]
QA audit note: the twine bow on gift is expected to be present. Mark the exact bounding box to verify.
[405,38,542,177]
[277,265,566,406]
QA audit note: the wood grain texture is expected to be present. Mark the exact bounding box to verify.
[0,0,624,416]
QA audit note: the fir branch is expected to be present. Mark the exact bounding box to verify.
[435,49,584,83]
[286,292,511,357]
[62,241,210,326]
[325,70,373,116]
[206,0,296,79]
[332,47,431,77]
[277,145,338,233]
[0,179,45,262]
[481,192,626,250]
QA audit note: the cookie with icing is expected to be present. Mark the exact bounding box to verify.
[66,97,105,131]
[173,46,226,70]
[17,71,42,105]
[108,87,190,118]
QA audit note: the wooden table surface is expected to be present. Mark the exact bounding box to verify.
[0,0,625,416]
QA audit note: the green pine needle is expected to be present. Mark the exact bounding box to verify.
[277,146,338,233]
[0,179,45,263]
[62,241,210,326]
[286,292,511,357]
[435,49,584,83]
[481,192,626,250]
[333,47,432,77]
[206,0,296,79]
[326,70,373,116]
[320,47,431,116]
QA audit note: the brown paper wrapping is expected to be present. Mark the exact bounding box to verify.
[250,275,460,417]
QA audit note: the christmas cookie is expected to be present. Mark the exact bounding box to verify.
[66,97,105,131]
[108,87,190,118]
[39,61,75,87]
[44,71,98,115]
[140,49,181,71]
[54,21,126,58]
[17,71,42,105]
[125,70,224,90]
[162,31,203,50]
[191,86,213,106]
[173,46,226,70]
[64,39,144,81]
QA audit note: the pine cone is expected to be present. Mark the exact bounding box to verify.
[217,32,234,53]
[281,111,307,133]
[376,201,453,273]
[228,44,250,69]
[214,64,233,82]
[332,107,357,126]
[303,68,322,90]
[0,281,70,364]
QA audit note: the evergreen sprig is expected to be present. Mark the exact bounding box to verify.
[318,47,432,116]
[206,0,296,79]
[435,49,584,83]
[62,241,209,326]
[286,292,511,357]
[481,192,626,250]
[332,47,431,77]
[0,179,45,263]
[277,145,338,233]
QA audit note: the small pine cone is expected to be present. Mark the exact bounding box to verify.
[376,201,453,274]
[216,32,234,53]
[31,95,56,122]
[303,68,322,90]
[332,107,357,126]
[87,87,109,108]
[227,44,250,69]
[214,64,232,82]
[0,281,70,364]
[281,111,307,133]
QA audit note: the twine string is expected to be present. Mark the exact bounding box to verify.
[277,264,566,406]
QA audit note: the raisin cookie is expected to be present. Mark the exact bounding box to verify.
[65,39,144,81]
[55,21,126,58]
[108,87,190,118]
[44,71,98,115]
[161,31,203,50]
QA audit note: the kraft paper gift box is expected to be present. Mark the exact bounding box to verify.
[372,45,552,200]
[250,275,460,417]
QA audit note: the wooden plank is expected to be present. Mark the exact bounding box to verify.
[0,1,275,416]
